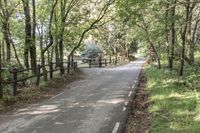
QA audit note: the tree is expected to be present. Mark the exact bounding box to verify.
[179,0,191,76]
[68,0,115,61]
[0,35,2,99]
[21,0,37,73]
[168,0,177,70]
[31,0,37,73]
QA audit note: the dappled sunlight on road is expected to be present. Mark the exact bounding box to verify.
[65,98,127,108]
[97,98,126,104]
[0,59,143,133]
[13,95,127,116]
[14,104,60,116]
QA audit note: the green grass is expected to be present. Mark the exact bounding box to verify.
[146,66,200,133]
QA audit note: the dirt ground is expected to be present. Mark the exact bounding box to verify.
[125,69,151,133]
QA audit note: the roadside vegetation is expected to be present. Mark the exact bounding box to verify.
[146,61,200,132]
[126,60,200,133]
[144,53,200,132]
[118,0,200,132]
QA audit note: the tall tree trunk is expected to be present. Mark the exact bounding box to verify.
[67,55,71,74]
[165,2,170,68]
[188,16,194,65]
[58,0,66,75]
[169,0,176,70]
[2,22,11,62]
[24,47,29,68]
[1,0,11,62]
[190,19,200,65]
[22,0,32,69]
[50,47,54,63]
[38,24,48,81]
[54,11,60,68]
[109,54,112,64]
[55,42,60,68]
[22,0,36,72]
[179,0,190,76]
[47,49,51,63]
[31,0,37,74]
[1,39,5,61]
[188,3,196,65]
[180,34,186,76]
[41,53,48,81]
[0,38,3,99]
[58,33,64,74]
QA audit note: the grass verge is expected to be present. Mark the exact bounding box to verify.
[146,66,200,133]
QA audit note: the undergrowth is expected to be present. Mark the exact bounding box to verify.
[146,65,200,133]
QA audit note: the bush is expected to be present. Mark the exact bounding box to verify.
[3,95,16,104]
[128,55,136,61]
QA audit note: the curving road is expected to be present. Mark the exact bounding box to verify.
[0,59,144,133]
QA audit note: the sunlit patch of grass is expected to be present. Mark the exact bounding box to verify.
[194,51,200,59]
[194,113,200,122]
[146,66,200,133]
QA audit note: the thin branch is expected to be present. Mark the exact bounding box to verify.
[68,0,115,57]
[42,0,58,53]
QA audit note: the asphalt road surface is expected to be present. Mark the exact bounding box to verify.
[0,59,144,133]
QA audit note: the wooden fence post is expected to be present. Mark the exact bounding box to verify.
[0,43,2,99]
[12,68,18,96]
[36,65,41,86]
[70,61,73,69]
[0,64,2,99]
[49,62,53,79]
[67,62,70,74]
[72,62,74,71]
[99,58,102,68]
[89,60,92,68]
[75,61,78,69]
[73,62,76,71]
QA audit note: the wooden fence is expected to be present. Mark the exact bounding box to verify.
[1,58,117,96]
[7,61,77,96]
[85,58,117,68]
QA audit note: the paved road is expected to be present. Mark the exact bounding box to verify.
[0,59,144,133]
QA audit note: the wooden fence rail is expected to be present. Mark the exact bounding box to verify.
[8,61,78,96]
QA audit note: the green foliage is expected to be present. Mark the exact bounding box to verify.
[129,39,139,54]
[128,55,136,61]
[81,42,102,59]
[146,66,200,132]
[3,95,16,104]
